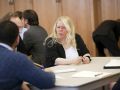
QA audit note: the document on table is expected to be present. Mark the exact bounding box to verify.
[53,68,76,73]
[55,75,65,79]
[72,71,110,78]
[104,59,120,69]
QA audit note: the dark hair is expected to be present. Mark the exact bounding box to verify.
[0,21,19,46]
[117,19,120,22]
[12,11,23,19]
[22,9,39,25]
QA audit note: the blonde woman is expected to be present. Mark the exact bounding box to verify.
[45,16,91,67]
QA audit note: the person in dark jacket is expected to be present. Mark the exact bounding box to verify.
[112,78,120,90]
[93,20,120,56]
[23,10,48,65]
[45,16,91,67]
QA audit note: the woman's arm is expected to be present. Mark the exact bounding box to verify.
[55,56,83,65]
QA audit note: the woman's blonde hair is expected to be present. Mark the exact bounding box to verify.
[46,16,76,47]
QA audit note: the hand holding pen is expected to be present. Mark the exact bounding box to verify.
[34,63,52,72]
[34,63,44,69]
[82,56,90,64]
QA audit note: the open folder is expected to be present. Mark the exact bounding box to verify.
[104,59,120,69]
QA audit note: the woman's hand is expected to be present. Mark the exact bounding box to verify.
[72,56,83,65]
[82,56,90,64]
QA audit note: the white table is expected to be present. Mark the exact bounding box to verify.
[45,57,120,90]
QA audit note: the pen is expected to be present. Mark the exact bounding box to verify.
[94,73,103,77]
[34,63,44,69]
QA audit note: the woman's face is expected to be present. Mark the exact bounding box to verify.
[10,17,23,31]
[56,20,68,40]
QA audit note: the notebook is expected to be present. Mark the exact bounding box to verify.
[104,59,120,69]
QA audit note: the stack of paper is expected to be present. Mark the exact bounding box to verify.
[55,75,65,79]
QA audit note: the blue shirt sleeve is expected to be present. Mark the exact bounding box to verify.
[13,53,55,89]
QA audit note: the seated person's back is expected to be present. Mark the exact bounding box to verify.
[0,21,55,90]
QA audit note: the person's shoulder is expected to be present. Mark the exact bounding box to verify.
[28,25,39,32]
[12,51,27,60]
[101,20,117,24]
[75,33,85,44]
[39,25,48,34]
[24,26,37,35]
[103,20,115,22]
[75,33,80,37]
[34,25,46,31]
[75,33,82,39]
[32,25,48,35]
[39,25,46,30]
[46,37,52,41]
[46,37,53,44]
[45,37,56,47]
[6,51,29,66]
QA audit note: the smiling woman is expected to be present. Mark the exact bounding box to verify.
[44,16,91,67]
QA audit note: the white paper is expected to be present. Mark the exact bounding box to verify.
[53,68,76,73]
[105,59,120,67]
[72,71,109,78]
[55,75,64,79]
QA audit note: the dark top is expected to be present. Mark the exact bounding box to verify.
[45,34,90,67]
[17,36,28,54]
[23,25,48,65]
[93,20,120,41]
[112,78,120,90]
[0,45,55,90]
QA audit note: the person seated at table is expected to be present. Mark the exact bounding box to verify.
[12,11,28,40]
[44,16,91,67]
[0,12,30,90]
[10,12,29,55]
[92,20,120,56]
[23,9,48,65]
[0,20,55,90]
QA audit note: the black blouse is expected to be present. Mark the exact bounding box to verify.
[45,34,90,67]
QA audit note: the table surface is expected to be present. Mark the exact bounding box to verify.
[46,57,120,90]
